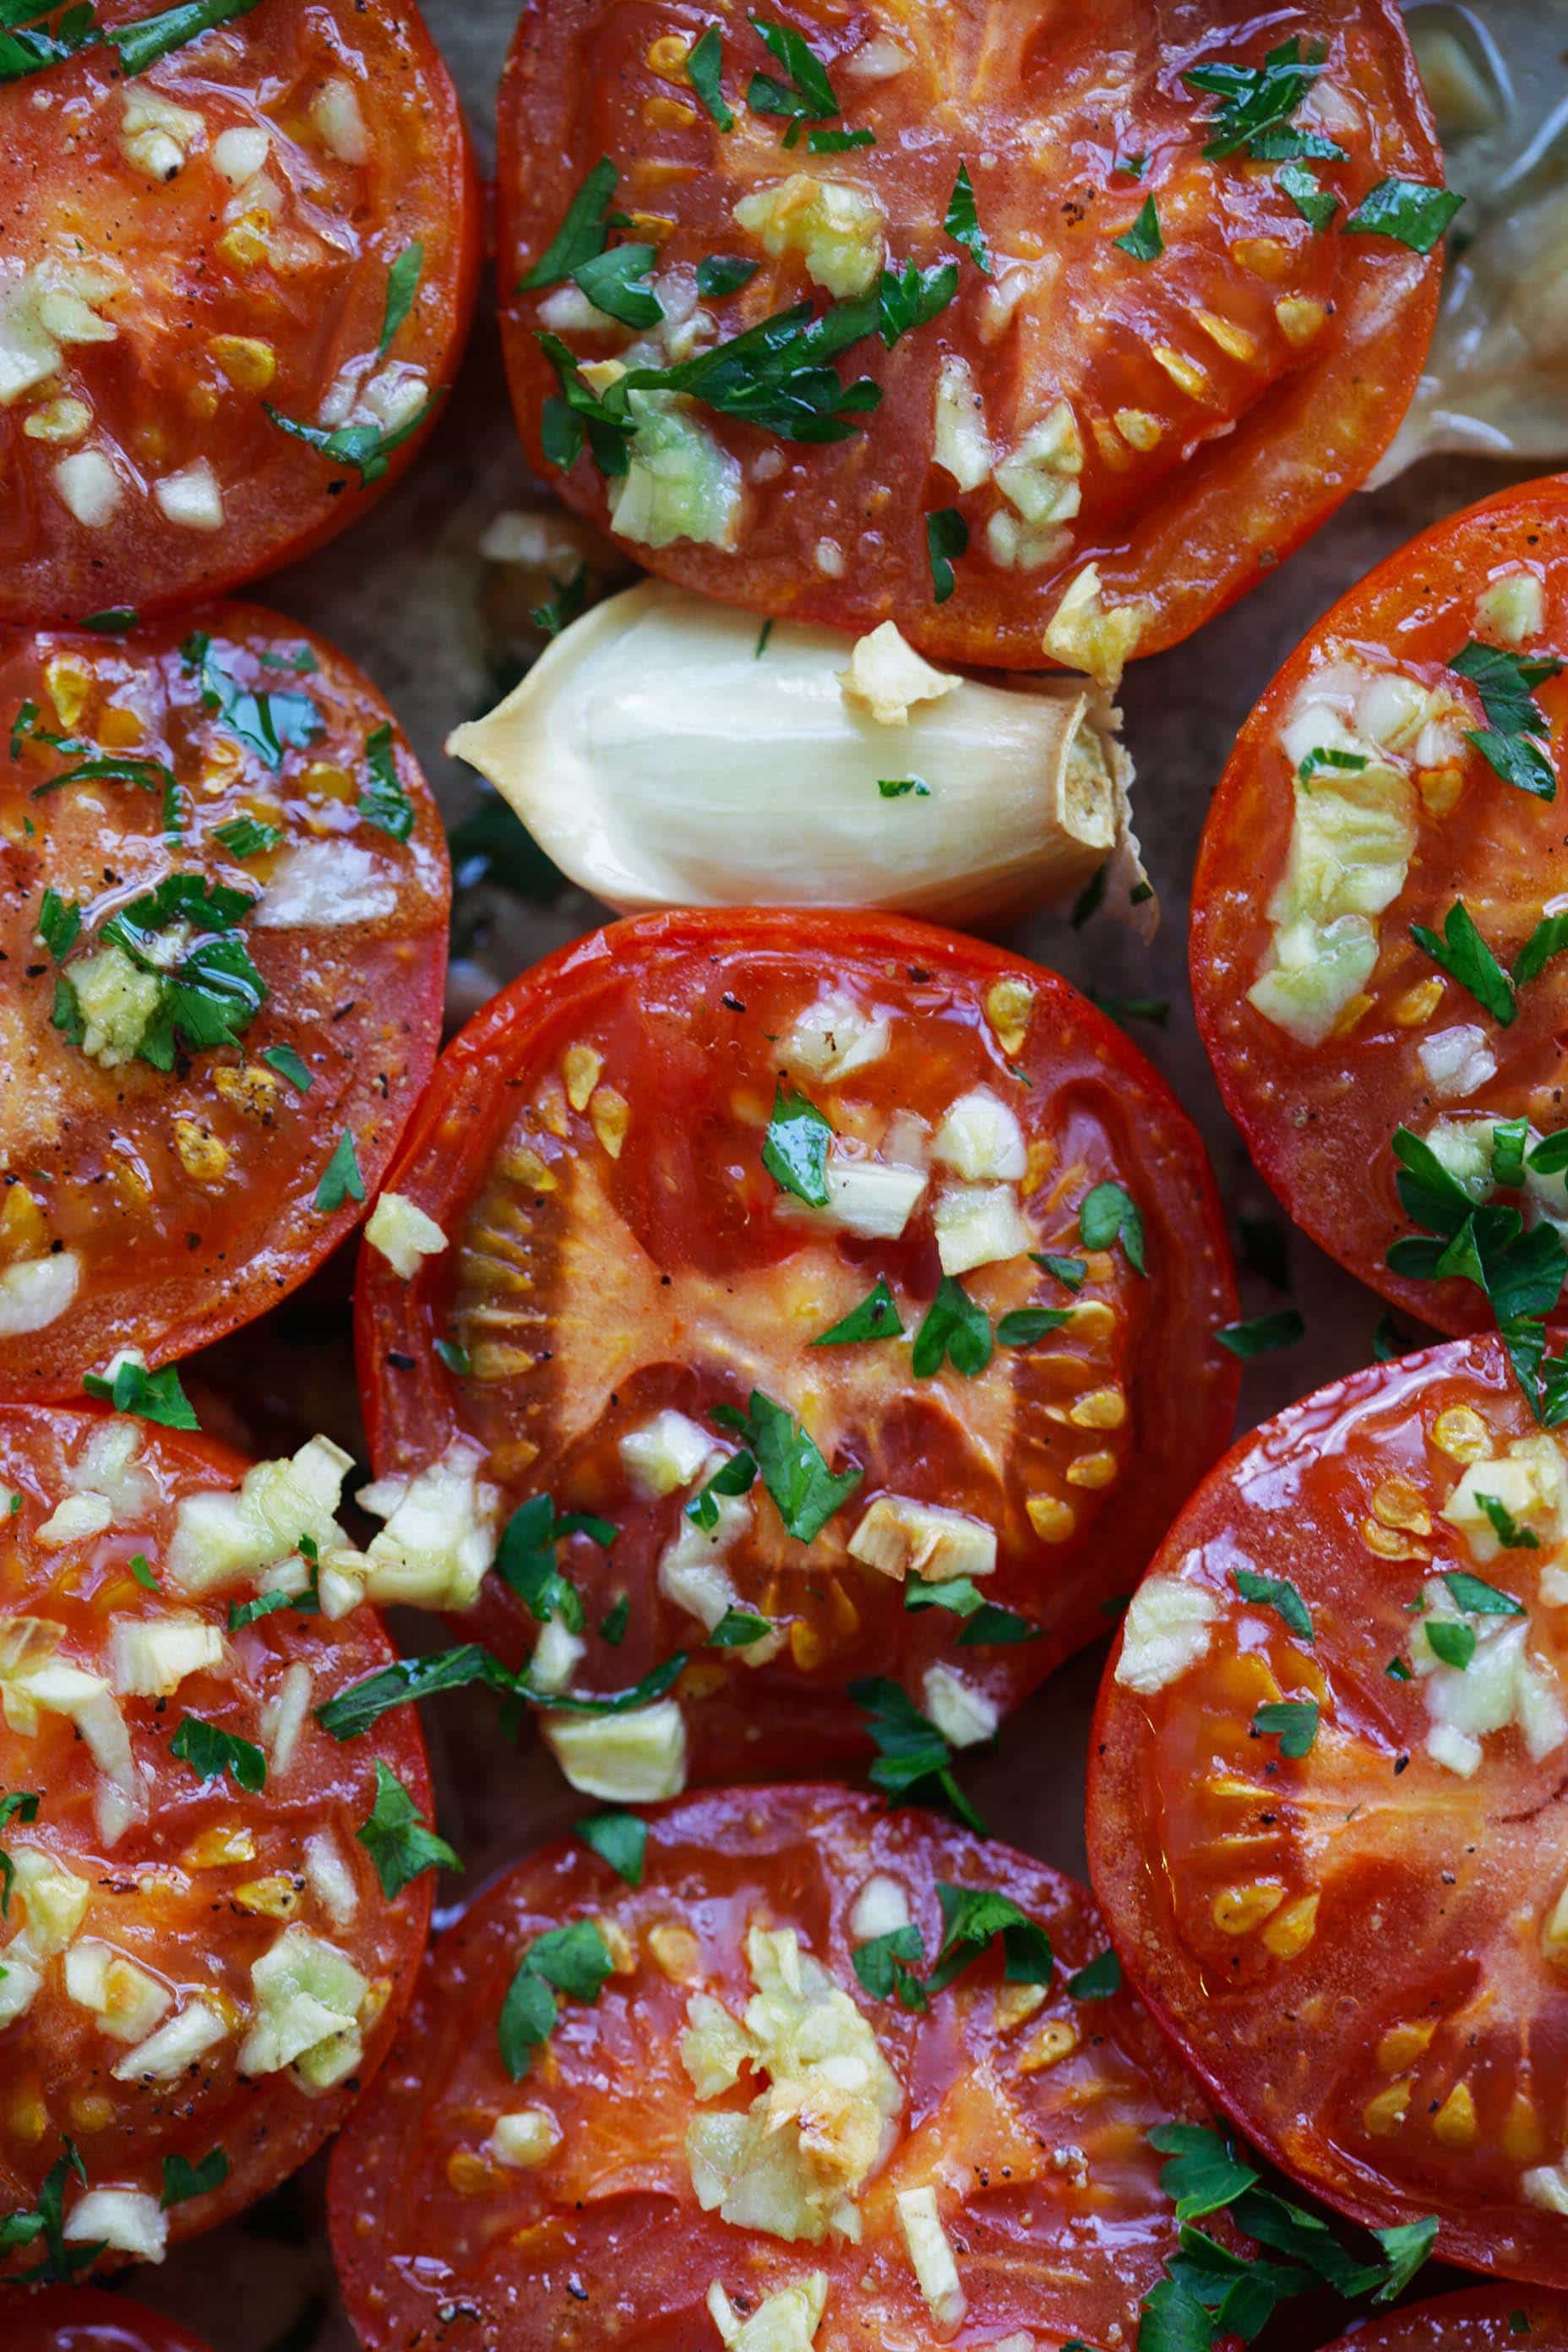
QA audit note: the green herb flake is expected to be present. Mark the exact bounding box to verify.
[82,1357,199,1432]
[313,1130,365,1215]
[376,242,423,361]
[849,1675,984,1831]
[1233,1565,1314,1642]
[747,14,839,141]
[170,1714,266,1793]
[1408,901,1516,1025]
[812,1277,904,1347]
[878,776,930,799]
[36,888,81,962]
[160,2146,229,2210]
[213,816,283,859]
[357,1760,461,1898]
[1344,178,1464,253]
[1251,1696,1320,1758]
[1113,195,1162,261]
[520,156,620,291]
[1079,1180,1146,1274]
[1474,1493,1541,1550]
[697,253,759,299]
[761,1082,833,1206]
[1279,159,1339,230]
[925,505,968,604]
[358,725,415,841]
[926,1881,1052,1995]
[261,1044,313,1093]
[717,1391,860,1543]
[1065,1946,1122,2000]
[852,1923,928,2010]
[576,1810,647,1886]
[687,25,733,129]
[0,1791,42,1917]
[498,1919,614,2079]
[433,1337,471,1377]
[944,161,991,275]
[911,1275,993,1379]
[1216,1309,1305,1359]
[1441,1567,1527,1617]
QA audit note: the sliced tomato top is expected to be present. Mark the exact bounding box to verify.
[0,1404,436,2272]
[355,908,1238,1783]
[1087,1334,1568,2287]
[329,1781,1225,2352]
[0,603,449,1402]
[496,0,1443,670]
[1318,2290,1568,2352]
[9,2288,213,2352]
[0,0,479,624]
[1191,475,1568,1343]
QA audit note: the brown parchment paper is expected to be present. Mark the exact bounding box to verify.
[112,5,1551,2342]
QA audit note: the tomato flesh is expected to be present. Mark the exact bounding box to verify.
[0,0,479,623]
[0,603,449,1401]
[1319,2289,1568,2352]
[329,1782,1227,2352]
[1192,476,1568,1341]
[0,1405,435,2269]
[9,2288,213,2352]
[1087,1335,1568,2286]
[356,909,1238,1778]
[497,0,1443,668]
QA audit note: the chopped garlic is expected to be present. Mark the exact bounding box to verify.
[847,1874,911,1941]
[311,74,369,163]
[994,400,1082,525]
[1418,1025,1498,1101]
[112,1996,228,2083]
[1442,1435,1568,1560]
[0,1252,80,1337]
[544,1700,688,1800]
[64,1940,172,2043]
[708,2272,829,2352]
[529,1616,586,1695]
[120,85,204,180]
[1477,569,1545,646]
[848,1494,995,1584]
[1522,2159,1568,2216]
[153,459,224,531]
[263,1661,313,1776]
[305,1832,359,1929]
[1411,1577,1565,1775]
[68,941,160,1065]
[932,1181,1032,1276]
[610,393,743,553]
[932,355,991,493]
[340,1438,501,1614]
[1115,1573,1218,1692]
[896,2185,966,2330]
[732,174,885,299]
[783,1157,928,1244]
[64,2187,166,2264]
[931,1087,1026,1183]
[487,2107,563,2169]
[780,989,890,1082]
[212,123,269,182]
[251,842,398,929]
[53,449,122,528]
[167,1435,353,1596]
[238,1925,369,2089]
[838,623,961,727]
[64,1418,153,1518]
[621,1409,712,1498]
[35,1491,113,1547]
[1042,564,1147,691]
[110,1612,225,1699]
[922,1663,998,1748]
[364,1191,448,1280]
[684,1923,901,2242]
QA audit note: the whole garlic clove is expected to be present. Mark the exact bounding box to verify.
[447,581,1153,933]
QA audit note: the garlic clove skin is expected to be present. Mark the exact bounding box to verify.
[447,581,1152,932]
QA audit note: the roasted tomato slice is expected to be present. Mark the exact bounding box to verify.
[0,0,479,625]
[1191,475,1568,1342]
[329,1781,1228,2352]
[0,603,449,1402]
[10,2289,213,2352]
[1316,2289,1568,2352]
[0,1403,438,2272]
[496,0,1445,672]
[355,908,1238,1789]
[1088,1333,1568,2287]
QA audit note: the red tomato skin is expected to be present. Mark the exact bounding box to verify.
[494,0,1443,668]
[328,1782,1233,2352]
[1317,2289,1568,2352]
[7,2288,213,2352]
[0,602,451,1402]
[354,907,1240,1778]
[1190,475,1568,1340]
[0,1404,437,2263]
[0,0,482,625]
[1086,1333,1568,2289]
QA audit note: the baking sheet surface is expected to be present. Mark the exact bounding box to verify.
[114,3,1548,2338]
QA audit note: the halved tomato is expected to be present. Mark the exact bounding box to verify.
[355,908,1238,1788]
[0,602,449,1402]
[1317,2289,1568,2352]
[0,0,480,624]
[329,1781,1228,2352]
[1087,1333,1568,2286]
[10,2288,212,2352]
[496,0,1446,671]
[1191,475,1568,1345]
[0,1403,438,2272]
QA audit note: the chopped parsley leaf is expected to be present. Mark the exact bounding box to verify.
[357,1760,461,1898]
[170,1714,266,1793]
[83,1357,199,1431]
[313,1130,365,1215]
[925,505,968,603]
[1344,177,1464,253]
[944,161,991,275]
[1113,195,1162,261]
